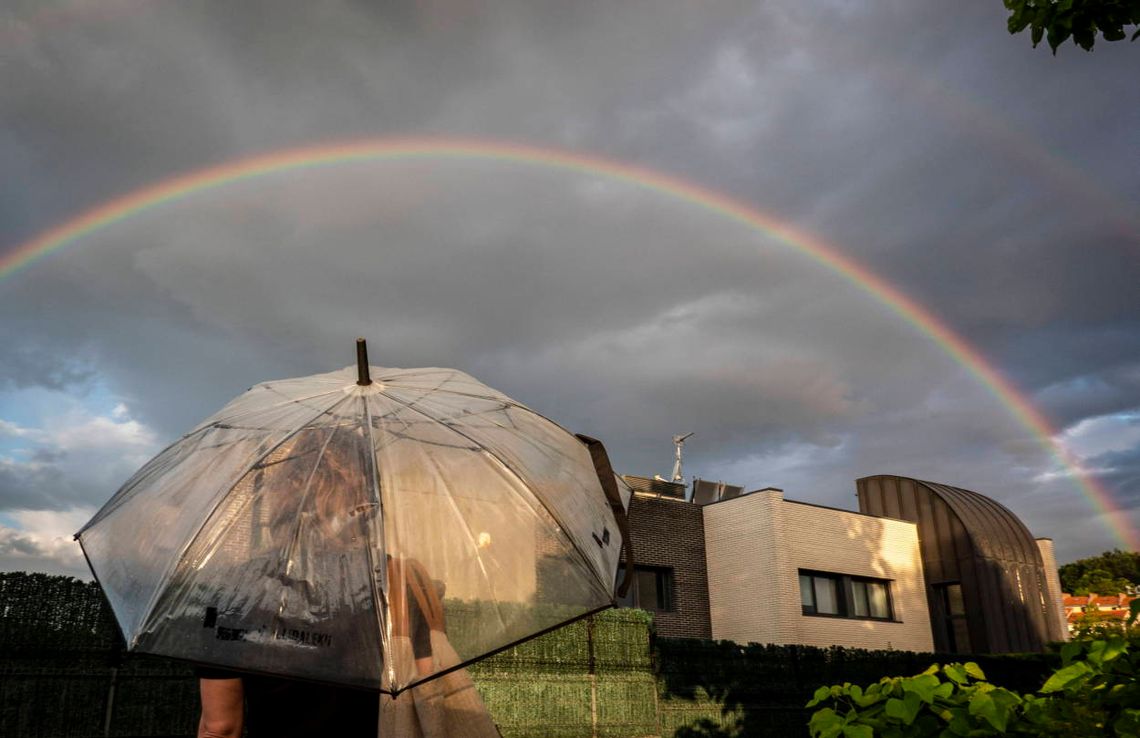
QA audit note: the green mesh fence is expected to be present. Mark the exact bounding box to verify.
[1,572,1059,737]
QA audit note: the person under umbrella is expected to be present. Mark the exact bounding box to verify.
[195,429,479,737]
[77,340,632,736]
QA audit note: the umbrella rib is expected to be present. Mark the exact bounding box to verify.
[359,393,392,692]
[379,389,581,467]
[415,446,513,640]
[193,386,349,431]
[76,424,215,536]
[381,369,578,443]
[273,426,339,617]
[132,393,356,645]
[384,396,608,529]
[384,375,577,436]
[374,391,610,601]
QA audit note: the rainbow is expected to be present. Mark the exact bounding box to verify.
[2,136,1135,550]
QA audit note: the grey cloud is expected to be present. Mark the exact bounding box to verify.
[0,336,96,391]
[1036,365,1140,429]
[1,533,41,556]
[1087,445,1140,513]
[1,1,1137,564]
[0,459,69,511]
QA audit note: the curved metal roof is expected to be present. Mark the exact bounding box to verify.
[910,478,1043,566]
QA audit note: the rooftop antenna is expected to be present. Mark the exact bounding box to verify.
[671,432,694,483]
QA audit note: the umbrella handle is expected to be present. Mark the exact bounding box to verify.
[575,434,635,598]
[356,338,372,386]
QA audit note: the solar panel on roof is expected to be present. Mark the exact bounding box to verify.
[721,485,744,500]
[692,479,720,505]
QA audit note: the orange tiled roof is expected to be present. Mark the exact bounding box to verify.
[1061,592,1134,608]
[1067,608,1131,623]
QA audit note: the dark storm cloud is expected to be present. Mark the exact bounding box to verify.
[0,337,95,391]
[1093,445,1140,512]
[1037,365,1140,429]
[0,457,68,511]
[1,0,1137,566]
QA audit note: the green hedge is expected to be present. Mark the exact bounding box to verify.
[1,572,1060,737]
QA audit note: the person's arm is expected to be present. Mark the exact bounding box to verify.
[198,676,244,738]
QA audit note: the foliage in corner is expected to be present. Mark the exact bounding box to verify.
[1060,549,1140,595]
[806,662,1025,738]
[1004,0,1140,52]
[807,608,1140,737]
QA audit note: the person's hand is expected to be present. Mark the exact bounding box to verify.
[198,677,244,738]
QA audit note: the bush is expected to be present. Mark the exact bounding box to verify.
[805,602,1140,737]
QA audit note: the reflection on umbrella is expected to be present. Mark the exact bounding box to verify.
[76,340,632,695]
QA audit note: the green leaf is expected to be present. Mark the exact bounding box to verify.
[1103,25,1126,41]
[809,706,841,737]
[1088,639,1107,666]
[989,688,1022,714]
[885,692,923,725]
[933,682,954,700]
[963,662,986,681]
[842,725,874,738]
[968,690,1009,732]
[1008,11,1030,33]
[1047,24,1073,52]
[945,708,971,736]
[1101,636,1127,664]
[809,685,833,707]
[1071,20,1095,49]
[944,664,967,685]
[1061,641,1082,665]
[1041,661,1092,693]
[904,674,940,704]
[1113,708,1140,736]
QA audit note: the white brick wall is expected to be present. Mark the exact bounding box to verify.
[704,490,934,653]
[1035,538,1069,641]
[704,490,798,645]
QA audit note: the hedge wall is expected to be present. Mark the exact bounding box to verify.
[0,572,1058,737]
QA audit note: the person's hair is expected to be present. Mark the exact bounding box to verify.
[263,425,365,544]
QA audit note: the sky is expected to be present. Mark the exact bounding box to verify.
[1,1,1137,579]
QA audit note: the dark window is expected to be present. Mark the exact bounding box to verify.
[617,566,675,612]
[799,570,894,621]
[935,582,971,653]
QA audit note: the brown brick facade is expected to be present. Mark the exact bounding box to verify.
[624,493,712,639]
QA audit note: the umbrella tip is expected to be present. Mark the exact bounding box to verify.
[356,338,372,386]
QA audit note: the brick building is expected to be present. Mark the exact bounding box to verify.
[617,476,711,639]
[619,473,1067,654]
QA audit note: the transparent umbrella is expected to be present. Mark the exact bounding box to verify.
[76,340,632,695]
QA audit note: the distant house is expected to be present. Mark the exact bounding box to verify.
[620,473,1068,654]
[1062,592,1136,633]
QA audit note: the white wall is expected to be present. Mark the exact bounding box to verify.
[1035,538,1069,641]
[704,490,934,652]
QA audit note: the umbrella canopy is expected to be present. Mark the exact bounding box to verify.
[76,343,631,694]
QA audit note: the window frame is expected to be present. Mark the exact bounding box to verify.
[933,581,971,653]
[799,569,896,622]
[617,565,676,613]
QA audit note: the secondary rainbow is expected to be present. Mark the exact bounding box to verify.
[3,136,1135,550]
